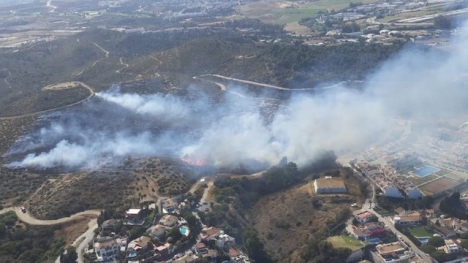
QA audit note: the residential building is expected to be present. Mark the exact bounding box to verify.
[128,236,152,253]
[93,236,121,262]
[158,214,178,228]
[229,248,251,263]
[195,242,208,255]
[124,209,145,226]
[444,240,463,254]
[161,198,179,214]
[375,241,414,263]
[314,177,347,194]
[433,225,457,239]
[351,222,386,241]
[213,233,236,249]
[355,211,377,224]
[154,242,174,257]
[149,224,167,240]
[201,226,222,241]
[393,211,422,226]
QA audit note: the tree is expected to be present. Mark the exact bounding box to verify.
[460,239,468,249]
[242,228,272,263]
[427,236,445,247]
[60,247,78,263]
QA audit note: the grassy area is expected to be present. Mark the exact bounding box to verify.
[377,9,440,23]
[327,235,364,250]
[407,174,438,186]
[408,226,433,237]
[373,206,393,217]
[238,0,383,24]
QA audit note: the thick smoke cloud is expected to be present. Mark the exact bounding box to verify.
[6,26,468,170]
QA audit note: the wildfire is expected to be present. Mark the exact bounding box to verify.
[181,154,208,166]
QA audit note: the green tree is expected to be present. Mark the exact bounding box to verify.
[60,247,77,263]
[427,236,445,247]
[242,228,272,263]
[460,239,468,249]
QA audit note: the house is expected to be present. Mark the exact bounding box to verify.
[201,226,222,241]
[94,236,121,262]
[433,225,457,239]
[393,211,421,226]
[444,240,463,254]
[154,242,174,257]
[124,209,145,225]
[158,214,178,228]
[149,224,167,239]
[213,233,236,249]
[161,198,179,214]
[355,211,377,224]
[314,177,347,194]
[229,248,251,263]
[395,207,406,216]
[375,241,413,262]
[125,209,142,220]
[351,222,386,241]
[128,236,152,253]
[195,242,208,255]
[101,219,118,231]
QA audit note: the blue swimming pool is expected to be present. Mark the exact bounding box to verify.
[415,166,440,177]
[129,252,137,258]
[367,238,382,244]
[180,226,189,236]
[418,237,430,243]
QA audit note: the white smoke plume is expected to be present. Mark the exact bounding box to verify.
[6,26,468,170]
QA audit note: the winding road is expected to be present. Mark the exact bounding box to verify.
[0,81,95,120]
[0,207,100,263]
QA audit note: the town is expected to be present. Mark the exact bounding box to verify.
[79,180,250,263]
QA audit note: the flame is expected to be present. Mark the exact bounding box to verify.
[181,154,207,166]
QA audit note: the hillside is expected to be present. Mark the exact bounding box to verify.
[249,168,365,263]
[24,158,193,220]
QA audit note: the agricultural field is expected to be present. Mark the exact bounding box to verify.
[237,0,382,25]
[419,176,461,196]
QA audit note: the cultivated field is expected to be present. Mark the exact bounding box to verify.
[419,176,461,196]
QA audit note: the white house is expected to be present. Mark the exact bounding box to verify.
[393,211,421,226]
[314,177,347,194]
[355,211,377,224]
[94,236,121,262]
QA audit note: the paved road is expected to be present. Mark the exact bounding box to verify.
[0,81,95,120]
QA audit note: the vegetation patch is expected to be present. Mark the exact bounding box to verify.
[327,235,364,250]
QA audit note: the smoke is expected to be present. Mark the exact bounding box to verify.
[6,26,468,170]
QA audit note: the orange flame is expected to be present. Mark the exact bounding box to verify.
[181,154,207,166]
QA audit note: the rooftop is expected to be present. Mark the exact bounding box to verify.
[159,214,178,227]
[356,211,375,219]
[395,211,421,222]
[202,226,221,238]
[126,209,141,215]
[315,178,346,188]
[376,241,407,255]
[228,248,241,257]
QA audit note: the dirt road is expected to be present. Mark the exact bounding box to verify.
[0,81,95,120]
[2,207,101,225]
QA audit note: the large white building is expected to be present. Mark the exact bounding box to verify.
[314,177,347,194]
[94,236,122,262]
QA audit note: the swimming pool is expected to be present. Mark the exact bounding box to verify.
[414,166,440,177]
[367,238,382,244]
[180,225,189,236]
[128,251,137,258]
[418,237,430,243]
